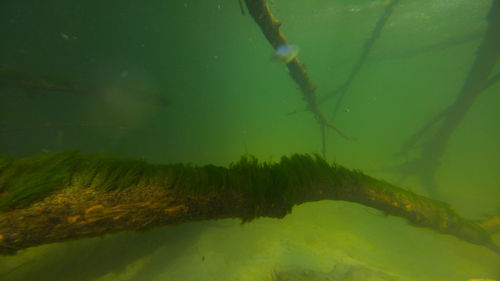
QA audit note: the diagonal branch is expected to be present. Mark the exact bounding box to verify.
[393,1,500,194]
[398,60,500,158]
[243,0,353,157]
[323,0,399,119]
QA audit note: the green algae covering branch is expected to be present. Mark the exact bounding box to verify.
[0,151,499,256]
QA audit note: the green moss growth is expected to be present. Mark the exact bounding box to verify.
[223,154,341,220]
[0,151,80,211]
[2,151,498,254]
[0,151,344,215]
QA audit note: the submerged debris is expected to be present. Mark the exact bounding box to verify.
[270,260,402,281]
[272,44,299,64]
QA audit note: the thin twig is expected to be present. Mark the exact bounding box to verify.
[398,69,500,157]
[326,0,399,119]
[238,0,246,15]
[395,106,450,157]
[486,70,500,88]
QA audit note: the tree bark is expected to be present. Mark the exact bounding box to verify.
[0,152,498,255]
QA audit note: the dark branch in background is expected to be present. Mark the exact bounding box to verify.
[291,30,484,119]
[243,0,352,158]
[0,69,170,107]
[488,70,500,86]
[324,29,484,106]
[398,69,500,157]
[0,69,91,95]
[395,106,451,157]
[394,0,500,195]
[397,67,500,157]
[238,0,246,15]
[319,29,483,79]
[0,122,129,136]
[0,152,498,255]
[321,0,399,119]
[372,29,483,62]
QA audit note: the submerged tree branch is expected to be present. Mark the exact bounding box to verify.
[323,0,399,119]
[243,0,352,157]
[395,1,500,193]
[0,152,498,255]
[398,57,500,157]
[238,0,246,15]
[395,106,451,157]
[372,29,483,62]
[0,69,169,107]
[487,70,500,87]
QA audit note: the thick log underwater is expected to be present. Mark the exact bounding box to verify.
[0,152,498,255]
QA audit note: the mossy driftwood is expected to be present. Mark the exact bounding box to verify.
[0,152,498,255]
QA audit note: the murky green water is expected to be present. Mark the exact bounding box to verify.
[1,0,499,280]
